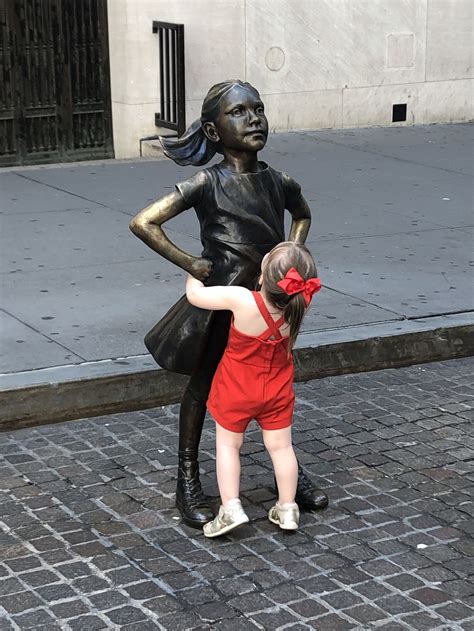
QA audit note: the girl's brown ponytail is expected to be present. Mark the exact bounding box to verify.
[262,241,319,354]
[283,292,307,353]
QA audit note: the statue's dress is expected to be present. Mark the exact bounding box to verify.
[145,161,302,375]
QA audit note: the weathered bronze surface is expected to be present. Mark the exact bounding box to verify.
[131,82,310,374]
[130,81,317,525]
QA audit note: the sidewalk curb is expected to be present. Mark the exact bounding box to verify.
[1,320,473,431]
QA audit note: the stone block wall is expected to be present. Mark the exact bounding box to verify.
[108,0,473,158]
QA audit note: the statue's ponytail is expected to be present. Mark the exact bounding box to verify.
[160,120,216,166]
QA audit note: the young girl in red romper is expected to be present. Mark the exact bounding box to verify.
[186,241,321,537]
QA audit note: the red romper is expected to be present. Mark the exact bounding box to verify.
[207,292,295,433]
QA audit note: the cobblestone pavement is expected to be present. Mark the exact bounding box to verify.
[1,358,473,630]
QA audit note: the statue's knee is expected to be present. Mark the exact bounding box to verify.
[185,378,212,406]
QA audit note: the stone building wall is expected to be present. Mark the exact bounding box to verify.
[107,0,473,158]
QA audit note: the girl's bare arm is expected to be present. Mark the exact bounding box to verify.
[288,194,311,243]
[186,275,249,311]
[129,191,211,280]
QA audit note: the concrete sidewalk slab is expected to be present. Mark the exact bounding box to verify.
[314,229,473,317]
[1,171,100,214]
[1,123,473,425]
[312,123,473,175]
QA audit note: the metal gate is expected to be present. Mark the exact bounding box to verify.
[0,0,114,167]
[152,20,186,137]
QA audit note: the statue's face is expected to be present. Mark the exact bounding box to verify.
[206,85,268,152]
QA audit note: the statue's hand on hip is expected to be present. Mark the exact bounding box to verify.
[190,257,213,282]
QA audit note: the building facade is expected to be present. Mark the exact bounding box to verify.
[108,0,473,158]
[1,0,472,165]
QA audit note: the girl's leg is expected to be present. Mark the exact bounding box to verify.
[215,424,244,505]
[262,426,298,505]
[203,423,248,537]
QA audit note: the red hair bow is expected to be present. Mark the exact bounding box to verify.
[277,268,321,306]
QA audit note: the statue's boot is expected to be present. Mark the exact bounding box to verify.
[274,463,329,510]
[175,452,215,528]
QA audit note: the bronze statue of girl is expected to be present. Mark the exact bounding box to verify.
[130,80,328,527]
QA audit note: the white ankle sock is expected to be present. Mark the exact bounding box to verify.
[278,501,298,509]
[224,498,241,510]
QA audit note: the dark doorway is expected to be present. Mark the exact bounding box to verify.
[0,0,114,166]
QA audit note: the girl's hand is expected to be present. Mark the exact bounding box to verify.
[190,257,213,281]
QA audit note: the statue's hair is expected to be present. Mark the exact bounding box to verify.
[160,80,260,166]
[261,242,318,353]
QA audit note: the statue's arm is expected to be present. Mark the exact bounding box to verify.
[288,194,311,244]
[129,191,211,280]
